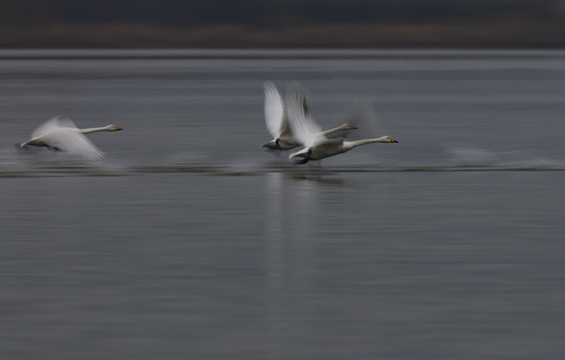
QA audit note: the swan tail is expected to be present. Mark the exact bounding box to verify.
[15,142,41,154]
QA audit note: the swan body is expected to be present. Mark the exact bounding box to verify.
[261,122,358,150]
[289,136,398,163]
[19,117,122,160]
[285,85,397,164]
[261,82,356,150]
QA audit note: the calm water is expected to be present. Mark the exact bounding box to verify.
[1,50,565,359]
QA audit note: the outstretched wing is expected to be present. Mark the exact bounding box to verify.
[341,98,384,140]
[263,82,286,138]
[285,82,324,147]
[31,116,76,138]
[42,128,104,160]
[30,117,103,160]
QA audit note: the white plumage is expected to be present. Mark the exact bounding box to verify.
[19,117,122,160]
[261,82,356,150]
[285,85,398,164]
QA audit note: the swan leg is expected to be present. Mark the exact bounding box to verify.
[272,150,285,159]
[264,148,287,161]
[307,160,322,169]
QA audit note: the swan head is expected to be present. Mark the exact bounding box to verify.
[105,125,122,131]
[376,136,398,143]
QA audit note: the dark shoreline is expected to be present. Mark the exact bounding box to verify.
[1,49,565,61]
[2,20,565,50]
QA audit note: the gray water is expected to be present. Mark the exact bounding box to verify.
[1,50,565,359]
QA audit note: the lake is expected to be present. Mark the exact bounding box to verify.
[1,49,564,359]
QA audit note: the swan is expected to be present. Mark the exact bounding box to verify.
[18,117,122,160]
[261,82,356,150]
[285,86,398,164]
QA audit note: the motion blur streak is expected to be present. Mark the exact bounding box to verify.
[1,50,565,359]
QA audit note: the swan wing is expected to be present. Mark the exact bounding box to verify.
[31,116,76,138]
[342,98,385,140]
[40,128,104,160]
[285,83,324,147]
[263,82,286,138]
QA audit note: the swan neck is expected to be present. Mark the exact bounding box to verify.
[80,127,107,134]
[348,137,389,147]
[322,125,347,136]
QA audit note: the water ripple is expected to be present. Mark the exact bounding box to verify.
[1,163,564,178]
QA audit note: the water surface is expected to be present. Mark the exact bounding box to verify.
[1,50,564,359]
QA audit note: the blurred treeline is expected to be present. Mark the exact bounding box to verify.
[1,0,564,48]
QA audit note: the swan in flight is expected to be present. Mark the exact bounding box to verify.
[18,117,122,160]
[285,86,398,164]
[261,82,356,150]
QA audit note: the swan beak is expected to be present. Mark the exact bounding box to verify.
[389,137,398,143]
[112,126,123,131]
[348,124,358,129]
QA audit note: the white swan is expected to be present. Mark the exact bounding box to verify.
[286,86,397,164]
[18,117,122,160]
[261,82,356,150]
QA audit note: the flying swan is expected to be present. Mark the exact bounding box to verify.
[285,86,398,164]
[261,82,356,150]
[18,117,122,160]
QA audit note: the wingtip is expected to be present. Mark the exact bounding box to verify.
[263,81,276,92]
[89,152,105,161]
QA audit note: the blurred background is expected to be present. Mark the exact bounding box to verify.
[3,2,565,360]
[1,0,565,48]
